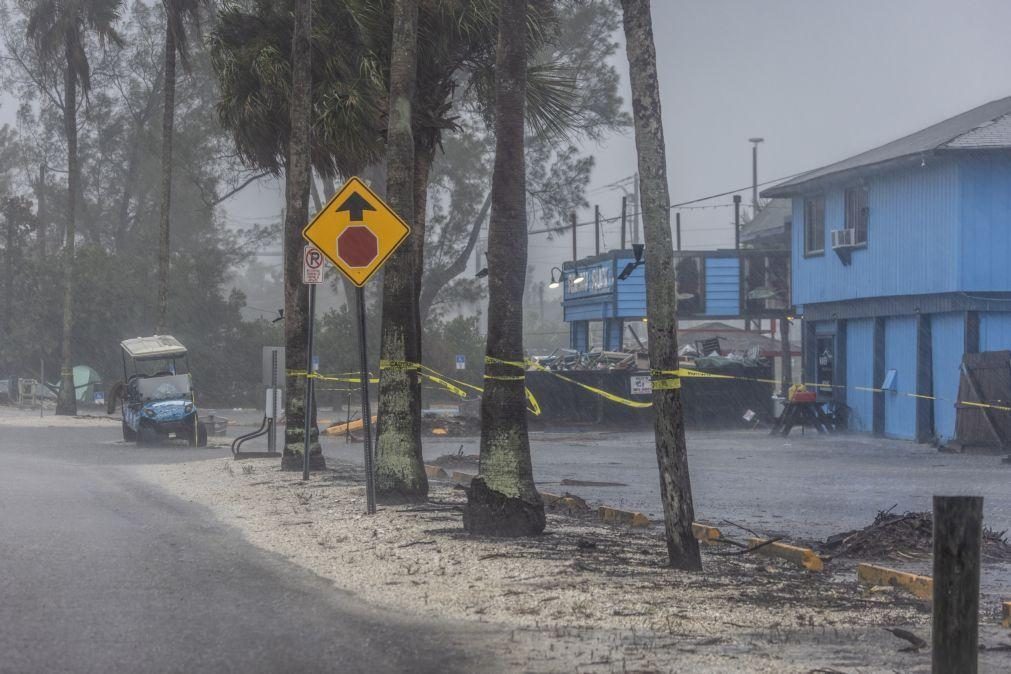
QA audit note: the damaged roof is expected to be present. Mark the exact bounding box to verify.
[764,95,1011,198]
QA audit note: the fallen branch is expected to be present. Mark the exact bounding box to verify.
[397,540,436,549]
[711,537,784,557]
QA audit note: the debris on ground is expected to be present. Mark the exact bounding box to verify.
[822,505,1011,562]
[430,445,480,469]
[422,416,482,437]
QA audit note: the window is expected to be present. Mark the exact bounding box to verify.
[844,185,869,245]
[804,195,825,255]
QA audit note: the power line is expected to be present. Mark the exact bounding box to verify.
[526,171,805,236]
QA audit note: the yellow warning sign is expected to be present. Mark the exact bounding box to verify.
[302,176,410,287]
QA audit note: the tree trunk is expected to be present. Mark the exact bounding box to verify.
[280,0,324,471]
[156,21,176,334]
[418,190,491,322]
[375,0,428,503]
[35,164,46,259]
[620,0,700,570]
[464,0,544,537]
[56,38,78,417]
[4,200,14,335]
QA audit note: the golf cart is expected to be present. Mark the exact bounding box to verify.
[118,335,207,446]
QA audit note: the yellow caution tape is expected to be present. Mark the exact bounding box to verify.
[652,378,681,390]
[526,359,653,409]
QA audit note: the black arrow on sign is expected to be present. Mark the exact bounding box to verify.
[335,192,375,222]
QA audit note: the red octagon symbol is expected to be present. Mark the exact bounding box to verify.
[337,226,379,268]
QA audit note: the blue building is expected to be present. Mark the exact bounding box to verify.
[763,96,1011,443]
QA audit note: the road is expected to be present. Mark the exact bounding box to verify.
[0,423,489,674]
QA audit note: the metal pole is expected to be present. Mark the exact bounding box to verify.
[570,212,577,262]
[734,195,743,249]
[675,212,682,251]
[632,172,641,245]
[620,196,627,249]
[39,358,44,418]
[269,351,277,453]
[302,283,316,481]
[594,205,600,256]
[933,495,982,673]
[752,143,759,212]
[780,316,792,397]
[356,286,376,514]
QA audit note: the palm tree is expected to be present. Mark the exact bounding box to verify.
[372,0,429,502]
[24,0,124,416]
[462,0,544,537]
[279,0,325,471]
[156,0,209,334]
[211,0,384,471]
[620,0,701,570]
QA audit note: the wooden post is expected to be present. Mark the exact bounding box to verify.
[932,495,982,674]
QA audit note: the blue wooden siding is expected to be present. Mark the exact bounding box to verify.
[884,316,918,439]
[959,155,1011,292]
[980,312,1011,351]
[845,319,875,432]
[615,260,647,318]
[792,158,961,306]
[704,258,740,315]
[931,312,964,442]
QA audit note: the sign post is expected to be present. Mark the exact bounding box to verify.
[301,246,324,480]
[302,177,411,513]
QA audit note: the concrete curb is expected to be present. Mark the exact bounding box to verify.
[540,491,591,512]
[449,471,476,485]
[748,538,824,572]
[598,505,651,528]
[424,464,449,479]
[857,563,932,600]
[693,523,722,543]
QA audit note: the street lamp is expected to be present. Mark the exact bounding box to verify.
[572,268,585,285]
[749,137,764,213]
[548,267,563,289]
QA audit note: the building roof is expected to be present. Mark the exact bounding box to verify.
[763,96,1011,198]
[740,198,791,246]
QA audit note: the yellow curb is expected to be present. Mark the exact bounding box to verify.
[450,471,476,484]
[539,491,563,505]
[321,415,377,436]
[1001,601,1011,628]
[598,506,651,528]
[857,563,932,600]
[748,538,825,572]
[692,523,722,542]
[424,464,449,479]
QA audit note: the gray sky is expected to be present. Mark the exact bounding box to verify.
[5,0,1011,298]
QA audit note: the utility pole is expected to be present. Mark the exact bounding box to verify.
[594,204,600,256]
[675,211,682,251]
[749,137,764,214]
[733,194,741,250]
[620,196,627,249]
[571,212,577,262]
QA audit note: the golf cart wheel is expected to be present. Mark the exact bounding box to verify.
[122,421,137,442]
[137,423,159,447]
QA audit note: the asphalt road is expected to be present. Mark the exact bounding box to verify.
[0,424,486,674]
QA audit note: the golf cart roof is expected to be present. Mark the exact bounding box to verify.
[120,335,188,360]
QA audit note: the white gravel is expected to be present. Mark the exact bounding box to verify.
[132,457,1011,672]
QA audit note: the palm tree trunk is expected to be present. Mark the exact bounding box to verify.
[280,0,324,471]
[464,0,544,537]
[375,0,428,503]
[156,21,176,334]
[56,38,78,417]
[620,0,701,570]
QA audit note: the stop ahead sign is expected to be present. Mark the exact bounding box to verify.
[301,177,410,287]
